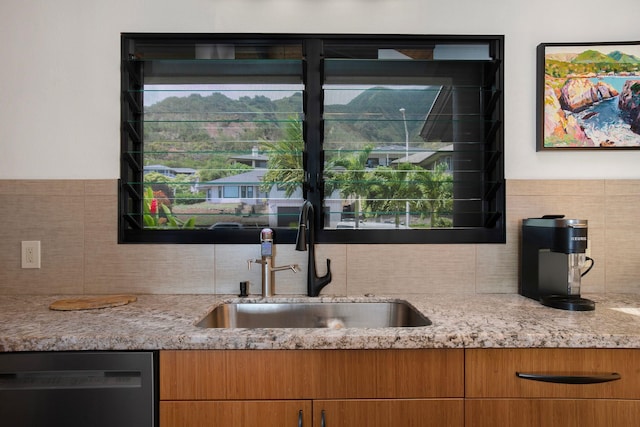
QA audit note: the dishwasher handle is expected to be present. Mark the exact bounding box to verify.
[0,370,142,390]
[516,371,621,384]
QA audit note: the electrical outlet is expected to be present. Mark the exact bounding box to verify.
[21,241,41,269]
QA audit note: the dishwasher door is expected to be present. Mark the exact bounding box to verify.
[0,351,156,427]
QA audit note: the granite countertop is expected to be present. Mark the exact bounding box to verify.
[2,293,640,352]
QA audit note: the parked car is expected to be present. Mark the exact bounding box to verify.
[209,222,244,230]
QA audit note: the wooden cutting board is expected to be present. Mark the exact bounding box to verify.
[49,295,137,311]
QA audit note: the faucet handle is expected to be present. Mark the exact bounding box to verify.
[247,258,266,270]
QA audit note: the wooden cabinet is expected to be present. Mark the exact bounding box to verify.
[465,348,640,427]
[159,349,464,427]
[160,401,311,427]
[314,399,463,427]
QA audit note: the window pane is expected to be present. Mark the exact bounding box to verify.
[323,85,454,229]
[321,39,501,234]
[140,82,304,230]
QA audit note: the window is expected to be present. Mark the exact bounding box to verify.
[120,34,504,244]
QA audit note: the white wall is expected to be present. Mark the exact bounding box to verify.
[1,0,639,180]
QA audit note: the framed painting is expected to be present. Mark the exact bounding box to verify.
[537,41,640,150]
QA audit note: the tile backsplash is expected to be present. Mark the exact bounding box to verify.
[1,179,639,295]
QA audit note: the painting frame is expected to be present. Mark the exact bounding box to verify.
[537,41,640,151]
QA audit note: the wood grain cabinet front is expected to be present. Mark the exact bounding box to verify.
[160,400,311,427]
[159,349,464,427]
[313,399,463,427]
[465,348,640,427]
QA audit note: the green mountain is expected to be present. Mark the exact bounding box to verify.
[324,87,437,147]
[145,87,437,158]
[608,50,640,64]
[572,49,615,63]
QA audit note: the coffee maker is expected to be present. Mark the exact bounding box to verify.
[520,215,595,311]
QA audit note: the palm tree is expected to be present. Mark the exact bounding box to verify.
[260,119,304,197]
[329,145,374,227]
[365,162,453,228]
[411,163,453,227]
[365,165,406,227]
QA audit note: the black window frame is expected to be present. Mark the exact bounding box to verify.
[119,33,505,245]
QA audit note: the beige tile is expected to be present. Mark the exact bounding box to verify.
[83,195,215,294]
[604,195,640,293]
[346,244,476,295]
[0,180,19,195]
[507,180,605,197]
[214,244,347,296]
[605,180,640,196]
[84,179,117,196]
[0,194,84,294]
[2,178,639,297]
[6,180,85,196]
[508,195,605,230]
[214,244,273,295]
[475,241,519,293]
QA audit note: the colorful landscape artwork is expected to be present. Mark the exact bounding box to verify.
[538,42,640,150]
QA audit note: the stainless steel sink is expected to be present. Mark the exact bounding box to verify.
[196,301,431,329]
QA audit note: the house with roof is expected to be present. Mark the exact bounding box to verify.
[228,147,268,168]
[198,168,343,228]
[198,141,453,228]
[200,169,268,206]
[390,144,453,171]
[144,164,197,178]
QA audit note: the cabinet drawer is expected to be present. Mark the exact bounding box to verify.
[160,349,463,400]
[160,400,311,427]
[315,399,464,427]
[466,399,640,427]
[465,348,640,398]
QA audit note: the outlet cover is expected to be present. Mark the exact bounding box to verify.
[21,241,41,269]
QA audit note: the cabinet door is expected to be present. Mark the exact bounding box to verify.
[465,348,640,399]
[466,399,640,427]
[160,400,311,427]
[313,399,464,427]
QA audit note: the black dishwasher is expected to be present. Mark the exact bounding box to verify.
[0,351,157,427]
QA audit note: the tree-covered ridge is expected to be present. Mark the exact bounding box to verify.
[143,87,438,172]
[324,87,437,148]
[606,50,640,64]
[573,49,617,63]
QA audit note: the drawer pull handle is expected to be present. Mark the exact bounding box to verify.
[516,372,621,384]
[298,410,303,427]
[321,409,326,427]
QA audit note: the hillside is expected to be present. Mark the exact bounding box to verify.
[144,87,438,168]
[544,48,640,78]
[573,49,615,64]
[608,50,640,64]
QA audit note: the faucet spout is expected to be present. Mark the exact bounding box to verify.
[271,263,301,273]
[295,200,332,297]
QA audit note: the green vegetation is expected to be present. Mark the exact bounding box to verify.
[260,119,304,197]
[545,49,640,78]
[142,87,453,228]
[142,187,196,229]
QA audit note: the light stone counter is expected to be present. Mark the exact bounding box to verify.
[2,293,640,352]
